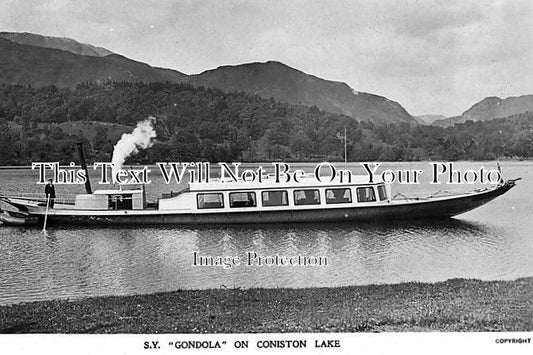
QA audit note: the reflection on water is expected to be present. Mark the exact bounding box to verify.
[0,161,532,305]
[0,218,531,305]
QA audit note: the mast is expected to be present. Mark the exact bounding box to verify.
[344,126,347,170]
[337,126,348,170]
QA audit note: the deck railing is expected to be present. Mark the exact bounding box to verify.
[392,186,493,201]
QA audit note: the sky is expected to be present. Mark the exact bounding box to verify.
[1,0,532,116]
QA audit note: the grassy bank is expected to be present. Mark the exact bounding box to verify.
[1,278,531,333]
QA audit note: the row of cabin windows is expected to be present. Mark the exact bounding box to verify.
[197,186,388,209]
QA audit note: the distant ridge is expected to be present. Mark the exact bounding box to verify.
[433,95,533,127]
[0,31,114,57]
[415,114,447,125]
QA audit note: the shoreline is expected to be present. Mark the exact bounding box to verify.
[1,277,531,333]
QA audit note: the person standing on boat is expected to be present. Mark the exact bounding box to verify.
[45,179,56,208]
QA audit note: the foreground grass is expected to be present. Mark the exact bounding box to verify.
[0,278,531,333]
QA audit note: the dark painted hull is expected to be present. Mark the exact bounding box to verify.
[38,182,516,226]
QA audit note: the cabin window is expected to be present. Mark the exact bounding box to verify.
[356,187,376,202]
[377,185,388,201]
[294,189,321,205]
[197,193,224,209]
[229,192,256,208]
[326,188,352,204]
[262,190,289,206]
[108,194,132,210]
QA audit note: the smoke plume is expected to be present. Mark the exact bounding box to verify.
[111,116,156,179]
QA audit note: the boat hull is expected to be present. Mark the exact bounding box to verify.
[33,182,515,226]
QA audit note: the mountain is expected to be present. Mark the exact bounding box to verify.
[433,95,533,127]
[415,114,447,125]
[0,31,113,57]
[189,61,415,124]
[0,37,186,87]
[0,32,415,125]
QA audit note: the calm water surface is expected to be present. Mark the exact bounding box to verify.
[0,161,532,305]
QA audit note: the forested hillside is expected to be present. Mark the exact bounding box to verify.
[0,82,532,165]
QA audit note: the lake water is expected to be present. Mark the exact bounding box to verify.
[0,161,532,305]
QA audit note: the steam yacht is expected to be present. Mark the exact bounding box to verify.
[0,173,518,226]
